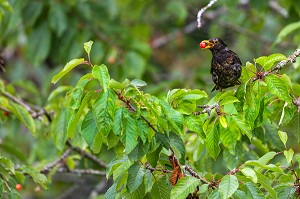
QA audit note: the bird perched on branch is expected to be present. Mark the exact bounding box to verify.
[199,38,242,92]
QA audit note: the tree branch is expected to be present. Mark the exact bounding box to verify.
[67,141,107,168]
[197,0,219,28]
[193,102,220,116]
[56,168,106,176]
[1,90,52,122]
[40,148,72,174]
[253,48,300,81]
[184,165,209,184]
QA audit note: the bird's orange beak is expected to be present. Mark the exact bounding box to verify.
[200,40,214,49]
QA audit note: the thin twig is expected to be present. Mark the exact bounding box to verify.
[2,91,32,112]
[56,168,106,176]
[194,102,220,116]
[40,148,72,174]
[67,141,107,168]
[185,165,209,184]
[145,165,172,173]
[1,90,52,122]
[197,0,219,28]
[252,48,300,81]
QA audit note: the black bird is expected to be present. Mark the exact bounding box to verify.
[200,38,242,92]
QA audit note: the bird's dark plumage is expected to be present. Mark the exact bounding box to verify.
[200,38,242,92]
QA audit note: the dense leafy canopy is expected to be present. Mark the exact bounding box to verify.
[0,0,300,198]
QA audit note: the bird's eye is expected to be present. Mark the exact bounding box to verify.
[214,40,218,44]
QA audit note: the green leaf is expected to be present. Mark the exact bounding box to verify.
[205,123,220,160]
[219,116,228,128]
[127,164,145,193]
[0,179,3,198]
[276,186,296,199]
[245,182,264,199]
[26,23,51,66]
[8,102,36,134]
[198,184,209,193]
[170,177,201,199]
[240,168,257,183]
[139,97,168,132]
[105,183,117,199]
[184,115,204,136]
[109,79,127,90]
[256,172,277,199]
[81,110,102,153]
[84,40,93,55]
[208,189,221,199]
[283,148,294,164]
[145,170,153,193]
[51,108,69,151]
[123,180,146,199]
[113,107,126,135]
[52,58,85,84]
[265,74,292,103]
[241,62,256,82]
[124,51,146,79]
[295,154,300,166]
[113,159,132,181]
[160,100,184,135]
[232,115,252,139]
[93,89,116,137]
[146,145,162,167]
[124,114,139,154]
[257,151,277,165]
[169,132,186,164]
[67,91,93,138]
[278,131,288,147]
[68,74,92,110]
[219,96,239,106]
[254,54,286,71]
[47,86,72,102]
[244,161,283,173]
[22,166,47,189]
[0,79,5,92]
[131,79,147,88]
[116,172,128,192]
[8,189,21,199]
[274,21,300,44]
[49,2,67,36]
[167,89,207,114]
[92,64,110,92]
[106,158,126,179]
[150,177,171,199]
[219,175,238,199]
[0,156,15,174]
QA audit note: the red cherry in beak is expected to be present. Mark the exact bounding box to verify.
[199,42,206,48]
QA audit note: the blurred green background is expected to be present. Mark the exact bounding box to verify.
[0,0,300,198]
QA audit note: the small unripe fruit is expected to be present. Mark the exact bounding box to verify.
[108,57,116,64]
[199,42,206,48]
[16,184,22,191]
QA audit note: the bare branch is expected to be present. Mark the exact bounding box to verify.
[67,141,107,168]
[185,165,209,184]
[56,168,106,176]
[194,102,220,116]
[40,148,72,174]
[1,90,52,122]
[197,0,219,28]
[145,165,172,173]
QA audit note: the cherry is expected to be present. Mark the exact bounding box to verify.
[16,184,22,191]
[199,42,206,48]
[4,111,9,116]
